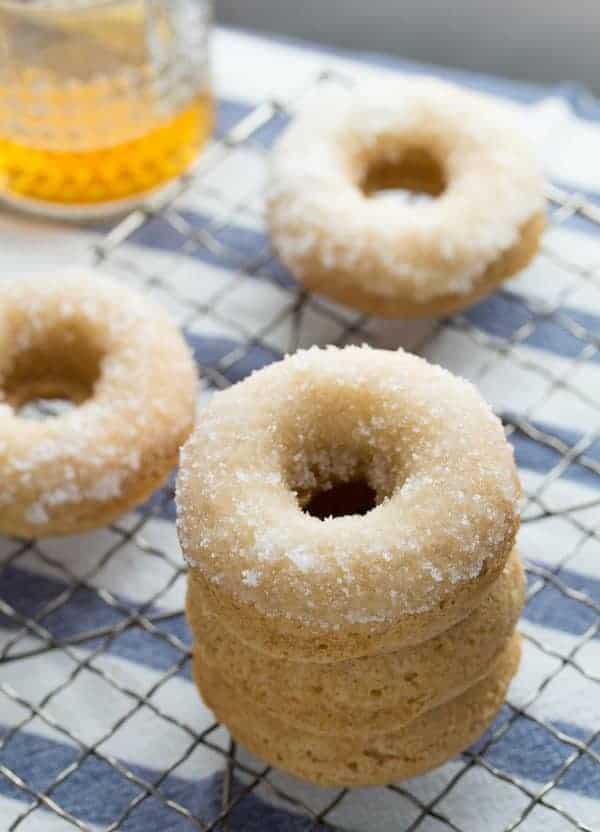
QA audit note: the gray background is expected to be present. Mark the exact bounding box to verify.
[217,1,600,93]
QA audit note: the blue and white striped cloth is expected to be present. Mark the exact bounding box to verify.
[1,27,599,832]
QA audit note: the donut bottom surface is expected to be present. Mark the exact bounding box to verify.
[193,634,521,787]
[188,551,524,735]
[290,211,544,319]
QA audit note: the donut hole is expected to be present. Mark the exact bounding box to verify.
[281,393,401,520]
[360,147,446,203]
[2,333,104,418]
[304,479,377,520]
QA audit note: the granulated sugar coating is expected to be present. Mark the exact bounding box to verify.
[0,272,197,537]
[177,346,521,659]
[267,78,545,318]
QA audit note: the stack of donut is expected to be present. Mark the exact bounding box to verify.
[178,345,525,786]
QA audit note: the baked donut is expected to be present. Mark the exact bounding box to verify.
[177,345,520,661]
[266,77,545,318]
[0,272,197,538]
[194,634,521,787]
[188,549,524,736]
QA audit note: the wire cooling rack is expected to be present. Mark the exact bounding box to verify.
[1,71,600,832]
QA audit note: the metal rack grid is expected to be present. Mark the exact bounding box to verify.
[1,71,600,832]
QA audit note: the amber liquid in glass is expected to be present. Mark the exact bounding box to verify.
[0,93,213,205]
[0,0,213,210]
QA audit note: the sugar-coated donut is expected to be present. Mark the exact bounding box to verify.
[177,345,520,661]
[194,634,521,786]
[267,78,545,318]
[0,273,197,538]
[188,550,524,736]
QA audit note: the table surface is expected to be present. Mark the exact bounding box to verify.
[1,26,600,832]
